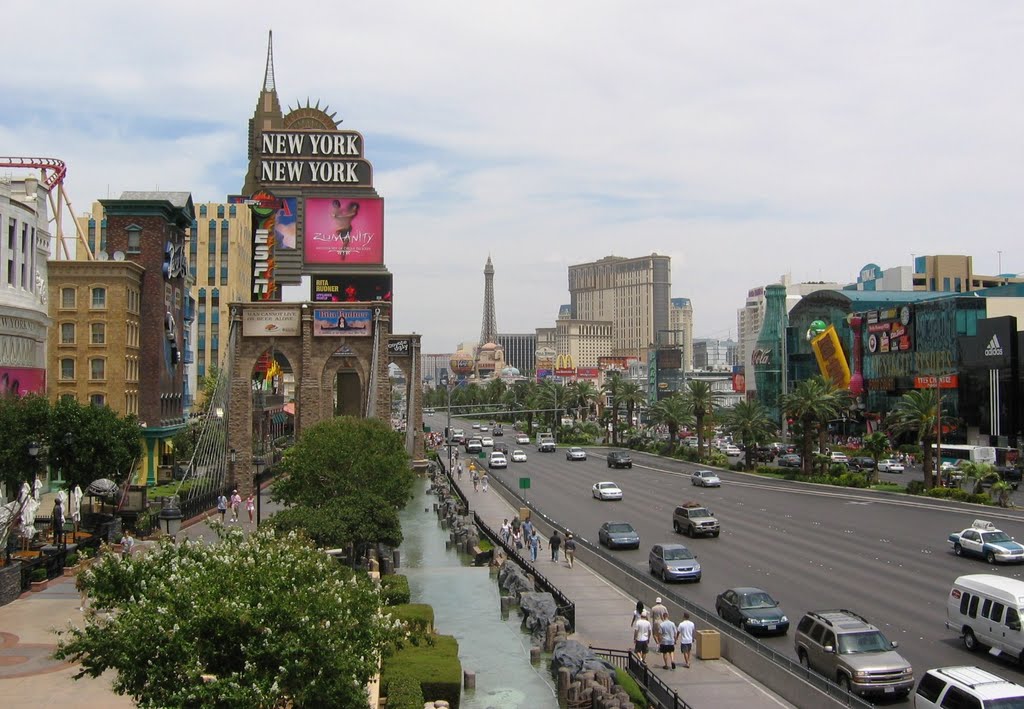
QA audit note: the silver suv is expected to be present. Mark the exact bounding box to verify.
[794,609,914,699]
[672,502,720,538]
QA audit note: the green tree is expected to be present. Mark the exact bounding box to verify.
[886,389,949,488]
[603,372,626,445]
[536,380,570,434]
[780,376,850,475]
[861,432,890,483]
[197,364,221,409]
[722,400,777,470]
[49,397,142,491]
[271,416,413,552]
[567,381,601,422]
[682,380,722,460]
[648,394,693,448]
[620,381,647,436]
[0,393,51,495]
[55,527,403,708]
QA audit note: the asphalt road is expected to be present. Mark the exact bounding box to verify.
[444,421,1024,701]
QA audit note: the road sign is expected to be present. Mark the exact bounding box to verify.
[519,477,531,489]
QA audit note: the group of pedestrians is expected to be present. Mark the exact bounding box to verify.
[216,489,256,524]
[631,598,695,670]
[469,464,488,492]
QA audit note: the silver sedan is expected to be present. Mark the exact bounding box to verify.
[592,482,623,500]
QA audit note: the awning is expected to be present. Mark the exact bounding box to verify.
[273,412,287,425]
[283,402,295,416]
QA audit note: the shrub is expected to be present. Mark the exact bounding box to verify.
[707,452,729,468]
[388,603,435,639]
[835,472,869,488]
[967,494,993,505]
[65,552,80,567]
[926,488,972,502]
[615,666,648,707]
[31,567,47,582]
[383,672,425,709]
[380,574,411,606]
[382,634,461,709]
[906,480,926,496]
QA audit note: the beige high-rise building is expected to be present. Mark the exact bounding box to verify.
[554,319,613,369]
[567,254,671,362]
[667,297,694,371]
[912,254,1024,293]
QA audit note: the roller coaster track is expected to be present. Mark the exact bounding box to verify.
[0,157,67,190]
[0,157,88,260]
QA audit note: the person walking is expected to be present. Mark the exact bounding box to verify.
[564,533,577,568]
[522,518,533,540]
[512,527,523,551]
[481,472,489,492]
[471,467,480,492]
[528,528,542,562]
[631,600,645,627]
[658,613,678,669]
[549,530,562,562]
[677,612,695,668]
[216,493,228,522]
[457,461,463,480]
[651,597,668,624]
[633,609,653,664]
[246,493,256,523]
[230,489,242,523]
[500,519,511,544]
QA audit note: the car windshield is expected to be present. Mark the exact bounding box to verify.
[608,524,634,534]
[739,592,777,609]
[983,531,1013,544]
[986,698,1024,709]
[698,472,713,478]
[663,547,694,561]
[688,508,710,517]
[837,631,891,654]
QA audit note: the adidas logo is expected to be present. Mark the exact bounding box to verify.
[985,334,1004,357]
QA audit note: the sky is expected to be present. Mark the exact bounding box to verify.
[3,2,1023,354]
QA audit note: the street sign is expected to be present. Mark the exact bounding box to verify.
[519,477,531,490]
[478,451,486,460]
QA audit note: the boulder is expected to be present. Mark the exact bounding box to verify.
[498,562,533,597]
[551,639,617,680]
[520,592,558,640]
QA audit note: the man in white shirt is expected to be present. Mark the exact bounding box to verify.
[632,609,653,664]
[677,611,695,668]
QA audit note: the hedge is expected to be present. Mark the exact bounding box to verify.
[382,634,461,709]
[380,573,411,606]
[389,603,435,637]
[615,666,648,707]
[382,672,424,709]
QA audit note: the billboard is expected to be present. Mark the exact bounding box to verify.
[304,197,384,265]
[257,130,373,188]
[242,308,301,337]
[230,194,297,302]
[0,366,45,396]
[657,348,682,370]
[961,316,1016,369]
[312,308,373,336]
[598,356,639,371]
[311,273,393,302]
[864,305,913,355]
[811,324,851,388]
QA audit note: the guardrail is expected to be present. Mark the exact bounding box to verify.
[591,646,695,709]
[486,467,875,709]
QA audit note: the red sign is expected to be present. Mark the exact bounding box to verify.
[576,367,599,379]
[554,368,576,378]
[732,373,746,393]
[914,375,958,389]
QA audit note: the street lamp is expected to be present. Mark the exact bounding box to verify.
[229,448,237,488]
[252,456,264,527]
[27,441,39,499]
[158,496,183,541]
[439,371,454,475]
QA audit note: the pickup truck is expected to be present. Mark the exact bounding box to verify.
[537,433,555,453]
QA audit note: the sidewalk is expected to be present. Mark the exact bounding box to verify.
[454,473,795,709]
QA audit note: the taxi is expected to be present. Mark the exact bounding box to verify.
[949,519,1024,564]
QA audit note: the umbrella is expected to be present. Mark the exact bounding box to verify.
[32,477,42,501]
[19,482,30,503]
[21,496,38,528]
[86,478,119,498]
[71,485,83,524]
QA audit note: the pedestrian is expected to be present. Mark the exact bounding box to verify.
[246,493,256,523]
[633,609,653,664]
[549,529,562,562]
[522,518,533,540]
[651,597,668,624]
[230,489,242,522]
[457,461,463,479]
[512,527,523,551]
[564,533,577,568]
[631,600,645,627]
[120,532,135,560]
[472,467,480,492]
[658,613,678,669]
[677,612,695,668]
[528,528,542,562]
[500,519,511,544]
[481,472,489,492]
[216,492,228,522]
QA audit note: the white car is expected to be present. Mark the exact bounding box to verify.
[516,433,530,444]
[472,423,480,430]
[691,470,721,487]
[488,452,507,469]
[511,449,528,463]
[877,458,905,473]
[481,436,494,447]
[724,446,742,457]
[566,447,587,461]
[592,481,623,500]
[480,426,490,432]
[829,452,849,463]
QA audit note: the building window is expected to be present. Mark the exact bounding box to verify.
[217,205,224,218]
[229,204,237,217]
[127,226,142,254]
[943,277,951,292]
[88,220,97,254]
[199,205,207,217]
[60,323,75,344]
[60,358,75,380]
[208,221,216,253]
[61,287,76,309]
[90,358,106,380]
[91,287,106,309]
[90,394,106,407]
[91,323,106,345]
[955,277,962,292]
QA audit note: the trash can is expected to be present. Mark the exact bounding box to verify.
[695,629,720,660]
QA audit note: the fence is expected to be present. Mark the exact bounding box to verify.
[179,484,232,523]
[591,647,695,709]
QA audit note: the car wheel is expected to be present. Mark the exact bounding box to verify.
[712,531,720,538]
[954,543,963,556]
[716,606,725,619]
[964,627,979,651]
[798,649,809,669]
[673,521,681,533]
[686,526,694,538]
[987,550,997,565]
[838,674,851,693]
[607,461,612,467]
[660,568,668,583]
[649,564,656,576]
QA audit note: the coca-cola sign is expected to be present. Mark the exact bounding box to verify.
[751,348,772,366]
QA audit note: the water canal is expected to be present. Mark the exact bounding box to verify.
[398,476,559,708]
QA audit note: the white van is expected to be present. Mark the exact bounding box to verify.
[947,574,1024,661]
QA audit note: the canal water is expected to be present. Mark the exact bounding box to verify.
[398,476,559,709]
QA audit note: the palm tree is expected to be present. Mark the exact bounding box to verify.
[722,400,777,470]
[648,394,693,447]
[780,376,850,475]
[886,389,950,488]
[484,378,507,413]
[537,380,570,436]
[620,382,647,438]
[682,380,721,459]
[860,432,890,483]
[567,381,601,422]
[603,372,626,446]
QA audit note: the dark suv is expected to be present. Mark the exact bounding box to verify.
[607,451,633,469]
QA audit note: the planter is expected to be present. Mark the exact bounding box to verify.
[30,579,49,592]
[63,564,81,577]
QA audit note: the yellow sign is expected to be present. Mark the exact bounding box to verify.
[811,325,851,388]
[555,354,576,370]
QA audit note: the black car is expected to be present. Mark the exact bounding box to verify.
[598,521,641,549]
[849,457,876,471]
[778,453,801,468]
[493,426,504,437]
[607,451,633,469]
[493,442,509,454]
[715,587,789,636]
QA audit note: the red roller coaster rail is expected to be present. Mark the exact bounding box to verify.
[0,157,67,190]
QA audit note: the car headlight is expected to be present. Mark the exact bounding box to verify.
[692,562,701,571]
[853,670,868,678]
[780,615,788,623]
[903,668,913,676]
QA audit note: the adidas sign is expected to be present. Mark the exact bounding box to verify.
[984,334,1004,357]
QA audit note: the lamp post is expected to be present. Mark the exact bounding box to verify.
[229,448,237,489]
[158,496,183,541]
[252,455,264,527]
[439,371,454,474]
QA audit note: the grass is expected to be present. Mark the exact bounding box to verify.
[148,479,197,498]
[477,538,494,552]
[871,482,904,492]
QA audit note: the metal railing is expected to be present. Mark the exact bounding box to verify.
[179,484,232,523]
[590,646,695,709]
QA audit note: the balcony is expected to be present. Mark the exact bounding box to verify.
[183,301,196,323]
[253,392,285,410]
[182,349,194,364]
